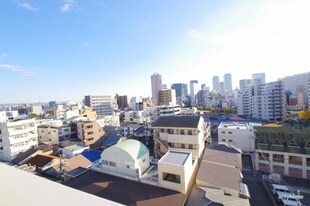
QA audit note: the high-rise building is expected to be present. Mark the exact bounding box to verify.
[238,81,286,121]
[219,82,224,94]
[0,119,38,161]
[117,95,130,109]
[84,95,116,116]
[252,73,265,84]
[212,76,220,91]
[158,89,176,106]
[224,73,232,92]
[279,72,310,106]
[151,73,162,105]
[171,83,188,98]
[190,80,198,105]
[239,79,252,91]
[197,89,209,106]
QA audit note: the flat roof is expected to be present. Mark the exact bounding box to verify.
[0,164,122,206]
[218,122,248,130]
[159,151,190,165]
[65,170,186,206]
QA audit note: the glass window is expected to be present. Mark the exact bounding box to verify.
[180,129,185,135]
[228,131,232,134]
[188,130,192,135]
[221,131,225,134]
[189,144,193,149]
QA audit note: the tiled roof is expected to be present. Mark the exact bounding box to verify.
[81,150,102,162]
[152,115,201,128]
[52,155,92,173]
[25,154,58,171]
[65,170,186,206]
[209,144,241,154]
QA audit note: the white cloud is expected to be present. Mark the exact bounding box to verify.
[0,64,35,76]
[18,2,38,11]
[60,0,76,12]
[187,29,201,37]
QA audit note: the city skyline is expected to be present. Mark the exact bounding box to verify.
[1,0,310,103]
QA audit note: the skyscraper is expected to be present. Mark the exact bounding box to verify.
[252,73,266,84]
[224,73,232,92]
[239,79,252,91]
[212,76,220,91]
[151,73,162,105]
[190,80,198,105]
[171,83,188,99]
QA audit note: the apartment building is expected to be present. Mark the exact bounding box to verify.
[254,125,310,179]
[158,89,176,106]
[218,122,261,153]
[77,121,105,146]
[238,81,286,121]
[84,95,116,116]
[152,115,206,159]
[38,125,73,144]
[0,119,38,161]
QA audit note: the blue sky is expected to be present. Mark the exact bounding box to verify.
[1,0,310,103]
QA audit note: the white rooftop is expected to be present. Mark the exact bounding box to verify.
[218,122,249,130]
[159,151,190,165]
[0,164,123,206]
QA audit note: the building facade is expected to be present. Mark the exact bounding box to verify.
[77,121,105,146]
[84,95,115,116]
[239,79,252,91]
[224,73,232,93]
[252,73,266,84]
[280,72,310,106]
[158,89,177,106]
[212,76,220,92]
[151,73,162,106]
[152,116,206,159]
[0,119,38,161]
[254,126,310,179]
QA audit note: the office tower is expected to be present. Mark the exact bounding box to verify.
[84,95,115,116]
[224,73,232,92]
[220,82,224,94]
[190,80,198,105]
[239,79,252,91]
[158,89,176,106]
[279,72,310,106]
[212,76,220,91]
[171,83,188,99]
[151,73,162,106]
[252,73,266,84]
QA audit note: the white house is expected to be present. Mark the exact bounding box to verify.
[158,151,194,194]
[152,115,206,159]
[63,144,89,158]
[99,139,150,179]
[218,122,261,153]
[0,119,38,161]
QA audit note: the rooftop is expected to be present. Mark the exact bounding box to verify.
[152,115,201,128]
[203,148,239,168]
[218,122,249,130]
[10,148,38,165]
[111,139,149,159]
[63,144,88,152]
[159,151,190,165]
[0,164,122,206]
[64,170,186,206]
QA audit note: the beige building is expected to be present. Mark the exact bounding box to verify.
[80,107,97,119]
[158,89,176,106]
[38,125,73,144]
[77,121,105,146]
[152,115,206,159]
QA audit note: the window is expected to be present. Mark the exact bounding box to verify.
[221,131,225,134]
[160,128,165,133]
[259,152,269,161]
[229,139,233,142]
[102,160,109,165]
[189,144,193,149]
[273,154,284,163]
[180,129,184,135]
[228,131,232,134]
[289,156,302,165]
[126,165,130,169]
[222,139,226,142]
[143,159,146,163]
[41,130,44,133]
[167,129,172,134]
[181,144,185,149]
[162,172,181,184]
[188,130,192,135]
[0,147,3,150]
[109,161,116,167]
